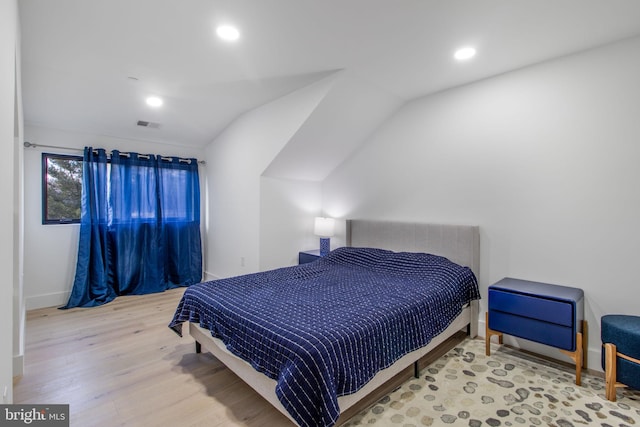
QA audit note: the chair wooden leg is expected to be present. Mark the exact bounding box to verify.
[604,343,617,401]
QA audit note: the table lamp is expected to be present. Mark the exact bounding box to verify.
[314,217,335,256]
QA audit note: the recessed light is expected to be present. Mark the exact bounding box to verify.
[146,96,163,107]
[216,25,240,41]
[454,47,476,61]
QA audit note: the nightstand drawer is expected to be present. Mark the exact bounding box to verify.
[489,289,574,327]
[489,310,575,351]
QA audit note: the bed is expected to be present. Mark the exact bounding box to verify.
[169,220,480,426]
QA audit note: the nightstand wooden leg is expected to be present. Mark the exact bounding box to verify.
[560,331,583,386]
[575,332,582,386]
[581,320,588,368]
[559,320,589,386]
[485,312,503,356]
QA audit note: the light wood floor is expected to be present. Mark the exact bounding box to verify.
[14,288,294,427]
[14,288,464,427]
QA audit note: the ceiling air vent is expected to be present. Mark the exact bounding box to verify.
[136,120,161,129]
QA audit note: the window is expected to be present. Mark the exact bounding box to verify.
[42,153,83,224]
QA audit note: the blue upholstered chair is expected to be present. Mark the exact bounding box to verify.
[601,315,640,401]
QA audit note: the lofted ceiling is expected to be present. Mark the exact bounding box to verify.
[19,0,640,153]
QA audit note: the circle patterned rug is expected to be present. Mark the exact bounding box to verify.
[343,338,640,426]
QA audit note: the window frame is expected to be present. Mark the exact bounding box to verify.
[42,152,83,225]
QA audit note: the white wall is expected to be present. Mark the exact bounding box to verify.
[259,176,322,271]
[323,35,640,370]
[23,125,205,309]
[1,0,19,403]
[204,76,334,279]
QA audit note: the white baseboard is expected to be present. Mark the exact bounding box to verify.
[478,317,602,373]
[203,271,219,281]
[26,291,70,310]
[27,277,219,311]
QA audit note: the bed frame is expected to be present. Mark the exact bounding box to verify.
[189,220,480,425]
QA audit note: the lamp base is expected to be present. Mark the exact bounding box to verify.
[319,238,331,256]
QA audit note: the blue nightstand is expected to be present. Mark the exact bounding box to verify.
[486,277,587,385]
[298,249,321,265]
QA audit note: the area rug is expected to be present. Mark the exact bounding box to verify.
[343,338,640,426]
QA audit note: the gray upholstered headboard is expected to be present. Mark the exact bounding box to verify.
[346,220,480,277]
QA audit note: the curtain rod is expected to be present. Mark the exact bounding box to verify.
[23,141,206,165]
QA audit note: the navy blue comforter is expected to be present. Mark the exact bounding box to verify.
[169,247,479,427]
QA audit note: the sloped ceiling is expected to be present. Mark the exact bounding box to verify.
[19,1,640,177]
[262,71,404,181]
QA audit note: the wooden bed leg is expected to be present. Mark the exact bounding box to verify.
[413,361,419,379]
[195,341,202,354]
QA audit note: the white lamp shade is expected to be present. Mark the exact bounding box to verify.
[314,217,335,237]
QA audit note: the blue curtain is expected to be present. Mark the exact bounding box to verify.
[62,148,202,308]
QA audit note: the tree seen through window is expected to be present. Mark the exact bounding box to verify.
[43,153,82,224]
